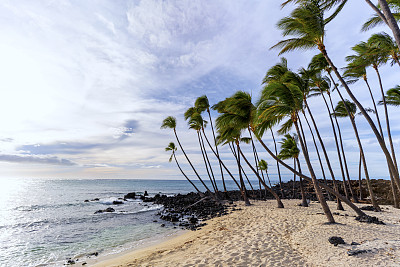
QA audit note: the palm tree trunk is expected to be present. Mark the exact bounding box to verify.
[238,148,284,208]
[173,153,202,194]
[320,46,400,196]
[358,151,364,200]
[301,110,332,198]
[293,158,297,198]
[255,135,368,217]
[294,115,335,223]
[173,129,213,195]
[271,129,284,197]
[328,80,360,200]
[236,142,251,206]
[377,0,400,48]
[197,131,217,193]
[305,100,354,202]
[200,132,219,193]
[229,142,256,194]
[296,157,308,207]
[373,66,400,208]
[201,129,241,189]
[319,91,353,206]
[364,77,384,137]
[374,66,399,177]
[207,109,227,192]
[349,115,381,211]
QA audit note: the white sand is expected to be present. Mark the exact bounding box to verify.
[91,199,400,267]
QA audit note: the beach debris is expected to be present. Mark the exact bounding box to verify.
[94,207,115,214]
[328,236,346,246]
[351,241,361,246]
[347,249,371,256]
[355,215,385,225]
[161,224,165,227]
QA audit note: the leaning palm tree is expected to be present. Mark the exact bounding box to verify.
[187,112,218,193]
[216,126,251,206]
[214,91,285,208]
[278,134,308,207]
[348,38,399,198]
[165,142,202,194]
[333,100,381,211]
[161,116,214,196]
[194,95,227,192]
[369,32,400,66]
[272,0,400,197]
[257,80,334,222]
[362,1,400,32]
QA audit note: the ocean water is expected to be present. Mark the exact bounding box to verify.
[0,178,243,267]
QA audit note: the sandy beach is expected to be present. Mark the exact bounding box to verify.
[91,199,400,267]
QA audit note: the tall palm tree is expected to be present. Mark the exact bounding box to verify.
[278,134,308,207]
[308,70,357,203]
[187,112,218,193]
[216,126,251,206]
[333,100,381,211]
[362,1,400,32]
[257,81,334,222]
[195,95,227,192]
[272,0,400,197]
[161,116,214,196]
[369,32,400,66]
[363,0,400,47]
[348,38,399,198]
[165,142,202,194]
[214,91,285,208]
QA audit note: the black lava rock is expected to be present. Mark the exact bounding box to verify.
[360,206,377,211]
[124,192,136,199]
[351,242,360,246]
[328,236,346,246]
[355,215,385,225]
[144,191,149,196]
[112,201,123,205]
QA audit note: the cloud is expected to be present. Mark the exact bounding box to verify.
[0,154,77,166]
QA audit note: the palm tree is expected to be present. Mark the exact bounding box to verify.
[369,32,400,66]
[363,0,400,47]
[278,134,308,207]
[332,100,381,211]
[308,69,357,204]
[216,126,251,206]
[165,142,202,194]
[195,95,227,192]
[258,159,273,188]
[257,81,334,222]
[380,85,400,106]
[362,1,400,33]
[272,0,400,199]
[161,116,214,196]
[348,38,399,199]
[187,112,218,193]
[214,91,285,208]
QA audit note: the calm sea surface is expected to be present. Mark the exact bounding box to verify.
[0,178,246,266]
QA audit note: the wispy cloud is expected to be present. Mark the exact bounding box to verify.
[0,154,77,166]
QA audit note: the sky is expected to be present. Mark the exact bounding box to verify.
[0,0,399,181]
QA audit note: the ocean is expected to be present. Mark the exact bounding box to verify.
[0,178,245,266]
